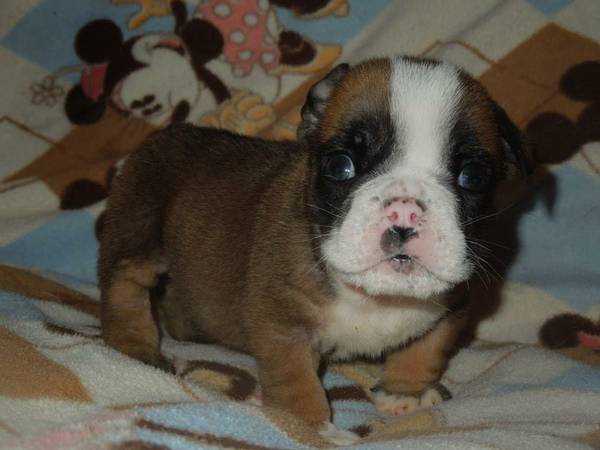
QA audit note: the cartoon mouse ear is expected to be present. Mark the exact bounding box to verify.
[75,19,123,63]
[560,61,600,102]
[298,63,350,141]
[64,85,107,125]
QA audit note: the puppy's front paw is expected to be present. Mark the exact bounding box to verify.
[369,383,451,416]
[318,421,359,446]
[419,383,451,407]
[369,388,420,415]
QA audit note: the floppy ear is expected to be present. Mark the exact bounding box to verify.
[298,63,350,141]
[493,101,534,178]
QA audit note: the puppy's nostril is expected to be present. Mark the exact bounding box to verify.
[390,226,417,242]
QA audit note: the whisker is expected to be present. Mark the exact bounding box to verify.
[325,202,346,215]
[428,297,452,314]
[305,203,343,220]
[304,252,329,275]
[467,236,513,251]
[476,255,504,282]
[466,248,491,288]
[461,202,519,227]
[467,241,508,269]
[310,232,333,241]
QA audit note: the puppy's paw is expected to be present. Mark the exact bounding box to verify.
[369,383,451,416]
[369,388,420,415]
[318,421,359,446]
[419,383,452,407]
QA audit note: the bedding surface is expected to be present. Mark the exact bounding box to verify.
[1,1,599,448]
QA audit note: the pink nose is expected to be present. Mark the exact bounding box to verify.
[383,197,423,227]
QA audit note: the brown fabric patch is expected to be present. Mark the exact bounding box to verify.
[109,441,169,450]
[110,401,198,411]
[579,428,600,449]
[182,360,257,401]
[0,325,92,401]
[558,346,600,367]
[0,264,99,318]
[327,385,368,402]
[479,24,600,127]
[526,61,600,165]
[5,108,156,201]
[44,322,101,339]
[366,410,438,441]
[332,362,382,388]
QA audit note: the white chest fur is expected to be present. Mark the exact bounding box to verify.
[318,286,443,360]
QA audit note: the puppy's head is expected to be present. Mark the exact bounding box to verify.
[300,57,530,299]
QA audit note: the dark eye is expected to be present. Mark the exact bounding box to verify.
[457,162,490,193]
[322,153,356,181]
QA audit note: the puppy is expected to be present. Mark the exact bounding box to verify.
[98,56,529,444]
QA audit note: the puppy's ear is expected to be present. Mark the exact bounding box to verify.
[493,101,534,178]
[298,63,350,141]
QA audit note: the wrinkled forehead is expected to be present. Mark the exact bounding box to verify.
[318,57,498,171]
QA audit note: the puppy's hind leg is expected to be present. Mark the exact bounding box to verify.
[101,253,172,371]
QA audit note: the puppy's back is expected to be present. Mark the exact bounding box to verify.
[99,123,302,350]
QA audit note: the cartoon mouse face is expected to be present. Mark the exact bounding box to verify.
[65,10,228,127]
[111,34,201,126]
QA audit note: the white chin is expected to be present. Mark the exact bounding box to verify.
[336,263,461,299]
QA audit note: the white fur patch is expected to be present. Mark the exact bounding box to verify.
[318,279,443,360]
[318,421,360,446]
[369,385,445,416]
[390,58,461,174]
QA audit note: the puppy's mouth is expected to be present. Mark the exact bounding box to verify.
[389,253,413,273]
[335,252,418,276]
[334,251,456,284]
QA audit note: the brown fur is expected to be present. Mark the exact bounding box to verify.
[99,122,469,425]
[459,73,499,156]
[383,311,468,394]
[319,58,392,140]
[99,124,340,424]
[102,256,164,367]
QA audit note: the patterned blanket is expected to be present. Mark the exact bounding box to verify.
[1,1,599,448]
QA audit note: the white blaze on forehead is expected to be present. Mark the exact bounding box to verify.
[390,58,462,174]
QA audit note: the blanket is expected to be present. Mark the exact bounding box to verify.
[1,0,599,448]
